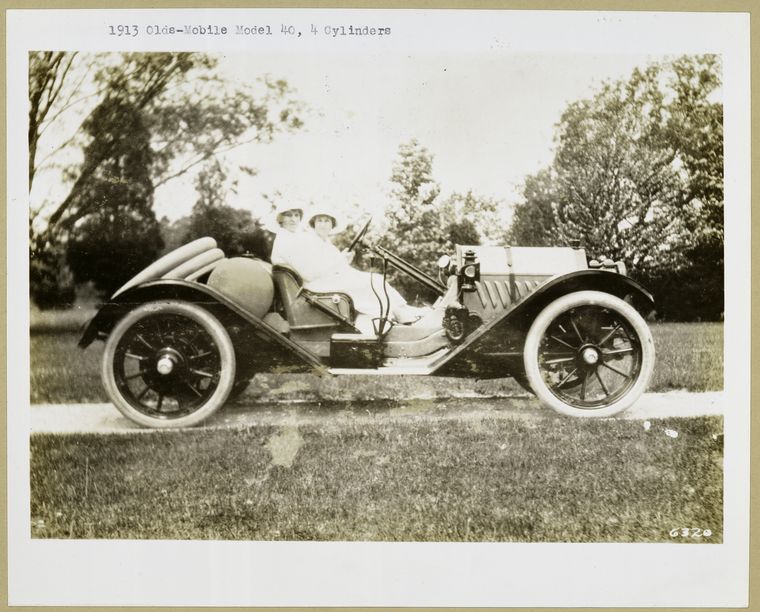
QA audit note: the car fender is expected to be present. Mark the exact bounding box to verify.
[432,269,654,376]
[78,279,324,370]
[497,269,654,329]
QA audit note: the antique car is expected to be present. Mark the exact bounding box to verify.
[79,220,656,428]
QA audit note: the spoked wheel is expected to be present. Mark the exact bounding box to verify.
[523,291,654,417]
[102,301,236,428]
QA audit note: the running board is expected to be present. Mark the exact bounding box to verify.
[328,348,448,376]
[328,365,435,376]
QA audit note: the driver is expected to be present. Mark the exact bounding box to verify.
[268,203,425,326]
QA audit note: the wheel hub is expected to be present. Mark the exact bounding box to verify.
[581,346,600,366]
[155,348,183,376]
[156,355,175,375]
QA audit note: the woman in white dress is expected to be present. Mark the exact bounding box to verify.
[269,203,422,324]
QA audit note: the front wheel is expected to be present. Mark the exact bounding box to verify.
[101,301,236,428]
[523,291,654,417]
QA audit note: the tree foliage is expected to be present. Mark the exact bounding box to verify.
[382,139,504,301]
[440,190,502,245]
[508,55,723,319]
[29,51,303,306]
[507,169,557,246]
[382,140,448,299]
[180,161,272,259]
[656,55,724,320]
[67,209,164,298]
[65,95,164,296]
[29,244,75,310]
[28,51,76,191]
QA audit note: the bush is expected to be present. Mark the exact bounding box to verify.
[30,242,76,309]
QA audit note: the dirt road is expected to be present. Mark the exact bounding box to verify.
[30,391,724,434]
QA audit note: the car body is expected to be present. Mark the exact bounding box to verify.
[80,231,656,428]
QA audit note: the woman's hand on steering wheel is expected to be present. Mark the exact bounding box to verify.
[347,216,372,252]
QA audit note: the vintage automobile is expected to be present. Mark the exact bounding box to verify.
[79,220,656,428]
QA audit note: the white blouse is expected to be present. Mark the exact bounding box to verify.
[270,228,407,317]
[271,229,347,282]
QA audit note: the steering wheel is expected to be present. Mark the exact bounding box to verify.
[347,216,372,252]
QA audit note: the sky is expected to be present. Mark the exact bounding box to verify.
[152,51,656,225]
[24,8,736,240]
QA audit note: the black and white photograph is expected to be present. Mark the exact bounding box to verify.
[8,6,751,607]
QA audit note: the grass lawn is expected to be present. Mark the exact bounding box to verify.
[647,322,723,392]
[29,315,724,543]
[31,332,105,403]
[30,321,723,403]
[30,414,723,542]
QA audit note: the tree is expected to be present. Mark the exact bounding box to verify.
[446,217,480,247]
[440,190,502,246]
[508,55,723,319]
[383,140,448,300]
[159,215,193,254]
[653,55,724,319]
[552,69,687,273]
[181,160,269,258]
[507,169,558,246]
[28,51,76,191]
[65,96,164,296]
[29,244,75,309]
[66,209,164,298]
[383,140,505,300]
[29,51,304,306]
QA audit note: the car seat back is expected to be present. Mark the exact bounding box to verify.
[272,265,356,330]
[272,265,309,325]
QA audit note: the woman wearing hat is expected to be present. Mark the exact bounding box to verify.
[268,202,312,273]
[270,203,424,325]
[308,208,344,240]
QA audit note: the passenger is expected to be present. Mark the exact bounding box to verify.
[268,202,424,325]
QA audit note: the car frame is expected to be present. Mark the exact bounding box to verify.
[79,221,656,428]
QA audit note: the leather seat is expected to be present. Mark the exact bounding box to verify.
[271,265,357,330]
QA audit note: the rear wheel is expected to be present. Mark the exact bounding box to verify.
[102,301,236,428]
[523,291,654,417]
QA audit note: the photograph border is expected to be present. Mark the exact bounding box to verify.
[3,0,758,609]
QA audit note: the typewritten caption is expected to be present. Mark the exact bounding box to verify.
[108,23,392,38]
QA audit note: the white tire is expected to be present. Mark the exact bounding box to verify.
[102,300,236,428]
[523,291,655,417]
